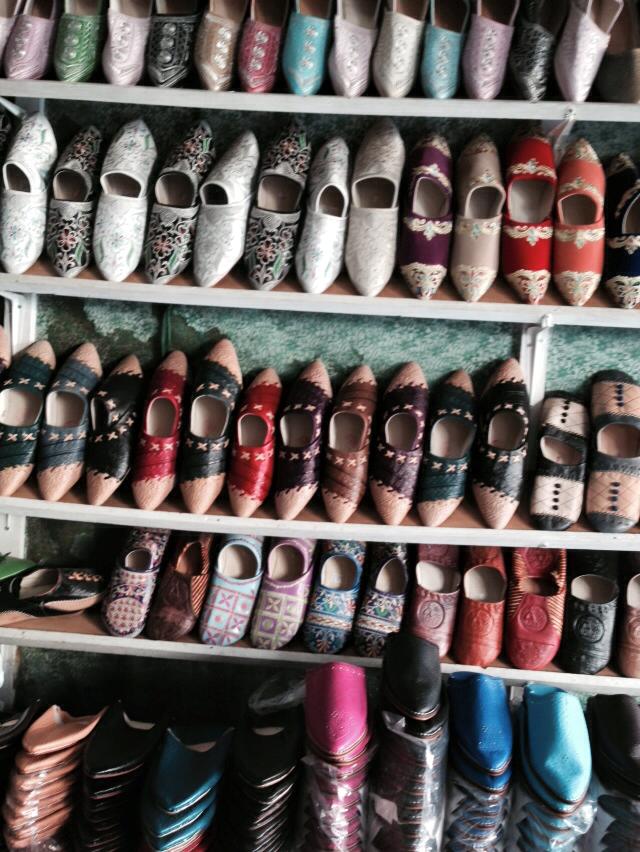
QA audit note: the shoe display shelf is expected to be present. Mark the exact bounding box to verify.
[0,81,639,698]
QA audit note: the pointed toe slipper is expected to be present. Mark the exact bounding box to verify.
[604,153,640,309]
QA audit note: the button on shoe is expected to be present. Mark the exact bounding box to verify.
[453,546,506,667]
[144,121,215,284]
[238,0,289,93]
[398,134,452,300]
[282,0,331,95]
[179,338,242,515]
[36,342,102,502]
[303,540,366,654]
[0,112,57,275]
[506,547,567,670]
[4,0,60,79]
[510,0,568,102]
[250,537,315,650]
[373,0,428,98]
[421,0,468,97]
[530,393,589,531]
[147,0,199,86]
[408,544,460,656]
[54,0,105,81]
[462,0,520,100]
[93,119,157,282]
[346,118,405,297]
[354,543,409,657]
[296,136,350,295]
[329,0,381,96]
[417,370,476,527]
[619,572,640,677]
[604,153,640,308]
[102,0,152,84]
[46,126,103,279]
[502,131,556,304]
[194,130,259,289]
[244,122,311,292]
[472,357,530,529]
[195,0,247,91]
[450,135,505,302]
[562,572,618,674]
[370,362,428,525]
[199,534,264,646]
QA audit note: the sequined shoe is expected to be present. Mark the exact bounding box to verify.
[509,0,568,101]
[102,0,152,85]
[420,0,469,98]
[282,0,332,95]
[373,0,428,98]
[195,0,247,90]
[54,0,105,81]
[4,0,59,79]
[329,0,382,96]
[462,0,519,99]
[238,0,289,93]
[147,0,199,87]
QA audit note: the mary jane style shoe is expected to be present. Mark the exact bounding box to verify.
[399,134,452,301]
[346,119,405,297]
[530,393,589,530]
[36,342,102,502]
[131,350,188,511]
[0,341,55,497]
[370,361,428,525]
[416,369,475,527]
[194,131,259,289]
[462,0,520,99]
[472,358,530,529]
[373,0,428,98]
[54,0,105,81]
[274,359,332,520]
[4,0,59,78]
[144,121,214,285]
[329,0,381,96]
[147,0,199,86]
[195,0,247,91]
[453,546,506,667]
[102,0,152,84]
[555,0,622,102]
[421,0,468,97]
[553,138,606,306]
[354,542,408,657]
[510,0,568,101]
[450,135,505,302]
[86,354,144,506]
[604,153,640,309]
[93,119,157,283]
[179,339,242,515]
[282,0,332,95]
[244,123,311,292]
[296,137,350,295]
[46,126,103,279]
[597,0,640,102]
[586,369,640,532]
[238,0,289,92]
[0,113,57,275]
[502,132,556,304]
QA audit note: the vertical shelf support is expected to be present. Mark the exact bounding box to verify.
[519,315,553,467]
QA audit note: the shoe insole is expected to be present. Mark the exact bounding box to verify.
[597,423,640,458]
[119,0,151,16]
[540,435,581,465]
[558,194,597,226]
[125,548,153,571]
[24,0,54,17]
[0,0,17,16]
[487,410,525,450]
[622,194,640,232]
[300,0,331,16]
[480,0,517,25]
[219,544,259,580]
[257,175,301,214]
[463,565,506,602]
[329,411,366,452]
[320,555,355,590]
[177,541,205,577]
[385,411,418,451]
[571,573,616,604]
[102,173,143,198]
[413,176,448,217]
[122,712,154,731]
[253,725,285,736]
[201,183,229,206]
[238,413,268,448]
[318,185,347,217]
[430,417,474,458]
[156,0,197,13]
[468,185,503,219]
[521,575,556,595]
[254,0,286,27]
[509,180,554,223]
[147,397,178,438]
[0,388,41,426]
[395,0,426,21]
[66,0,100,14]
[45,390,83,428]
[269,543,304,581]
[374,557,406,594]
[18,568,58,598]
[280,411,313,448]
[416,561,460,592]
[155,172,195,209]
[627,574,640,607]
[352,176,394,209]
[3,163,30,193]
[609,0,638,51]
[434,0,467,30]
[190,396,228,439]
[53,168,90,203]
[213,0,246,20]
[592,0,622,34]
[341,0,378,28]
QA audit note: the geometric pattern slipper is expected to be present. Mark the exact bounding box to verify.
[36,342,102,502]
[0,340,56,497]
[179,338,242,515]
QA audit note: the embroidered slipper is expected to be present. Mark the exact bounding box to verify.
[195,0,248,92]
[146,0,199,87]
[227,367,282,519]
[54,0,105,82]
[36,342,102,502]
[238,0,288,93]
[353,542,408,658]
[0,340,55,497]
[102,0,152,85]
[131,351,188,511]
[179,338,242,515]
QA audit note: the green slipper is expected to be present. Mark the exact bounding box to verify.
[0,554,37,583]
[54,1,104,83]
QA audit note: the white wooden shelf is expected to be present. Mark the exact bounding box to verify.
[0,78,635,123]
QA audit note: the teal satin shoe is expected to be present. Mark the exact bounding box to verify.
[282,5,332,96]
[143,787,218,839]
[420,0,469,99]
[145,799,218,852]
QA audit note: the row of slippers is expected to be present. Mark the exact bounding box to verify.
[0,0,638,106]
[5,111,640,311]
